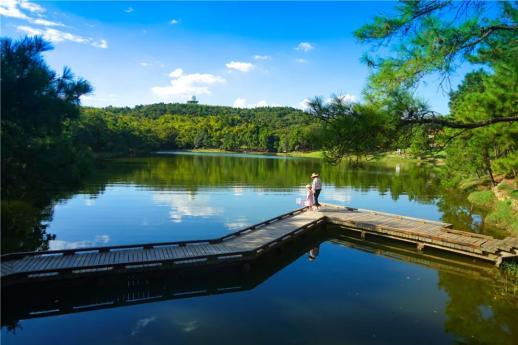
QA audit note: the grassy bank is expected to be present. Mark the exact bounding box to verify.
[467,180,518,234]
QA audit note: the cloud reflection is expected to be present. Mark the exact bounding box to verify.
[325,193,352,203]
[131,316,157,336]
[177,320,199,333]
[152,192,223,223]
[224,216,250,230]
[49,235,110,250]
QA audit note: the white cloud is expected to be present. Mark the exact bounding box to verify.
[253,55,271,60]
[152,68,226,100]
[226,61,255,73]
[296,42,314,52]
[32,18,64,27]
[17,25,108,48]
[19,0,44,13]
[1,1,64,26]
[255,100,268,107]
[3,2,111,47]
[294,58,308,64]
[298,98,311,110]
[338,94,357,103]
[325,94,357,104]
[140,60,165,68]
[170,18,179,24]
[233,98,269,108]
[91,39,108,49]
[0,0,29,19]
[233,97,247,108]
[124,7,134,13]
[169,68,184,78]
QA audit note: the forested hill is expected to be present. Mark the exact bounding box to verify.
[93,103,304,119]
[75,103,324,153]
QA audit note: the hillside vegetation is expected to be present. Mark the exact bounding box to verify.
[75,104,324,154]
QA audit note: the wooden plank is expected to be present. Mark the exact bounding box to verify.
[42,255,65,270]
[27,256,54,272]
[155,247,167,261]
[190,245,203,257]
[83,253,96,267]
[14,257,40,272]
[174,246,190,259]
[90,252,103,266]
[146,248,157,262]
[163,246,179,260]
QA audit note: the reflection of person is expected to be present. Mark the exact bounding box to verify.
[304,184,315,210]
[311,173,322,208]
[308,246,320,261]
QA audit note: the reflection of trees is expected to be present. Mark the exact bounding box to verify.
[93,155,441,202]
[439,271,518,344]
[1,201,54,253]
[2,154,497,254]
[83,155,505,237]
[1,177,106,254]
[435,190,509,239]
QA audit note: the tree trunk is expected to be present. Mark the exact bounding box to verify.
[483,148,496,187]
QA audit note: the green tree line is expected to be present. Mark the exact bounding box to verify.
[73,104,324,154]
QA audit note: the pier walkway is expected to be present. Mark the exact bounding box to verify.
[2,204,518,285]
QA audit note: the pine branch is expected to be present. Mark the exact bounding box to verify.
[401,115,518,129]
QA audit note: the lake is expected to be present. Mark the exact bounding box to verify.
[2,152,517,344]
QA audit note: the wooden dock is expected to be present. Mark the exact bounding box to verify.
[2,204,518,285]
[2,228,325,325]
[4,227,509,326]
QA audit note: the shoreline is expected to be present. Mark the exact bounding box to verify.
[181,149,443,165]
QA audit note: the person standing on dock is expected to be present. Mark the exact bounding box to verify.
[311,173,322,208]
[304,184,315,210]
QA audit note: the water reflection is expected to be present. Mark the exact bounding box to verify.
[2,227,517,344]
[2,152,507,256]
[152,192,224,223]
[308,245,320,261]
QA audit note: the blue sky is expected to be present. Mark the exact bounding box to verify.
[1,1,469,113]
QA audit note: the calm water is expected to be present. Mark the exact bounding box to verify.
[2,152,517,344]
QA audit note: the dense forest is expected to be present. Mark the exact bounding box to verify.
[74,104,324,154]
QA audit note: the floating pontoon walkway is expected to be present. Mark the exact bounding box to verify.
[2,204,518,285]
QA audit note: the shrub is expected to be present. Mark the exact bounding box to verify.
[485,201,518,234]
[467,191,495,208]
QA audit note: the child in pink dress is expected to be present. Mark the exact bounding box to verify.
[304,184,315,210]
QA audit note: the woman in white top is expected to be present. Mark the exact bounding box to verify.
[311,173,322,208]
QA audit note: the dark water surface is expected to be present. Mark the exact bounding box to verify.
[2,152,517,344]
